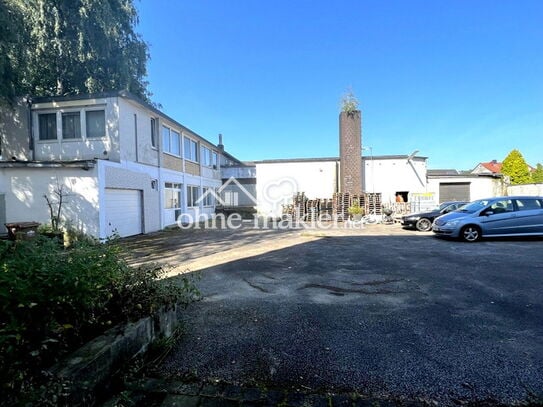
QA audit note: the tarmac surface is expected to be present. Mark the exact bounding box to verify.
[123,223,543,406]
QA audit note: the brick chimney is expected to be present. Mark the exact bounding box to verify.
[339,110,362,194]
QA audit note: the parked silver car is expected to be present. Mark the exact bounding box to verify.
[432,196,543,242]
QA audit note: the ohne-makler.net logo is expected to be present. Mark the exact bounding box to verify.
[178,176,361,230]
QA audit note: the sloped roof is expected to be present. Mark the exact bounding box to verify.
[479,161,503,173]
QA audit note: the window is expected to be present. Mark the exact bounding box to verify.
[62,112,81,139]
[86,110,105,138]
[202,187,215,206]
[171,130,181,155]
[187,185,200,207]
[515,198,542,211]
[38,113,57,140]
[212,152,218,169]
[162,126,170,152]
[150,118,157,148]
[164,182,182,209]
[162,126,181,155]
[489,199,513,214]
[201,146,210,166]
[184,137,198,162]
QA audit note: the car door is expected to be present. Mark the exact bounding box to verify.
[478,199,518,235]
[512,198,543,234]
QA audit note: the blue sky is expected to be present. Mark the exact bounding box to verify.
[135,0,542,170]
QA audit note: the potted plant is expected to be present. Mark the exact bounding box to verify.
[348,204,365,221]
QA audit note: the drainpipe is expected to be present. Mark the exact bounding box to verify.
[26,96,34,161]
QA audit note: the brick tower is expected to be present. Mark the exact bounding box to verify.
[339,110,362,194]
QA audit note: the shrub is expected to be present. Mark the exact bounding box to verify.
[0,236,199,405]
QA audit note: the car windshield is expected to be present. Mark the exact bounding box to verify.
[458,199,491,213]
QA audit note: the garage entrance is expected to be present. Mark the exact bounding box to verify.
[104,188,143,237]
[439,182,470,202]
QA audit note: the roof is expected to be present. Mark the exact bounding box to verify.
[476,161,503,174]
[0,159,96,169]
[30,90,243,164]
[249,154,428,164]
[427,169,460,176]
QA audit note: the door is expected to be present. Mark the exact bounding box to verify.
[479,198,517,235]
[104,189,143,237]
[439,183,470,202]
[512,198,543,234]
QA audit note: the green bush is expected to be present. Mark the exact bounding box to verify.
[0,236,199,405]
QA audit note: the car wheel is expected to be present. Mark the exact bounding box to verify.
[460,225,481,242]
[415,218,432,232]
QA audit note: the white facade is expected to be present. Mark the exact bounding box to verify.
[427,175,504,203]
[0,91,230,238]
[363,156,428,204]
[252,156,430,217]
[0,165,100,236]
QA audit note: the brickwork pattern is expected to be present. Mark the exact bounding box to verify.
[339,111,362,194]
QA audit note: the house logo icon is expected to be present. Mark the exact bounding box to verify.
[196,176,298,209]
[196,176,258,207]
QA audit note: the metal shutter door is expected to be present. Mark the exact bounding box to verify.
[439,183,470,203]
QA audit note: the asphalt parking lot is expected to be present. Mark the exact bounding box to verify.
[125,225,543,405]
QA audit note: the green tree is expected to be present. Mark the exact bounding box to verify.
[1,0,151,103]
[0,0,25,105]
[532,163,543,183]
[501,149,532,185]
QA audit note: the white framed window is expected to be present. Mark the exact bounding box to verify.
[62,112,81,139]
[171,130,180,155]
[150,118,157,148]
[164,182,182,209]
[162,126,181,156]
[86,110,105,138]
[202,187,215,207]
[184,137,198,162]
[38,113,57,140]
[162,126,170,152]
[201,146,212,166]
[212,152,218,169]
[37,108,105,141]
[187,185,200,207]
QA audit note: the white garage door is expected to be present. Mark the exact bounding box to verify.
[104,189,143,237]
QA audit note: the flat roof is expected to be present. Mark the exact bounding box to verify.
[249,154,428,164]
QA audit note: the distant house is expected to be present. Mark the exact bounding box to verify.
[0,91,242,238]
[471,160,502,175]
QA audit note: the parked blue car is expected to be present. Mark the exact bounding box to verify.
[432,196,543,242]
[401,201,467,231]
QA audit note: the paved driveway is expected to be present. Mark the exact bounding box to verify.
[125,225,543,405]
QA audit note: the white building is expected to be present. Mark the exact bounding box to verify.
[0,91,238,238]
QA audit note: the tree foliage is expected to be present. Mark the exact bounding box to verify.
[1,0,151,104]
[532,163,543,184]
[501,149,532,185]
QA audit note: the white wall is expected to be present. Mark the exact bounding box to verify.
[365,157,428,204]
[98,160,161,238]
[255,160,338,216]
[31,97,119,162]
[427,176,503,202]
[118,98,159,166]
[0,166,100,237]
[507,183,543,196]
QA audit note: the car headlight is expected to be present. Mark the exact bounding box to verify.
[444,219,461,227]
[405,216,419,221]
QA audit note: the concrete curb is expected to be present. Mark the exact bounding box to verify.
[49,305,181,405]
